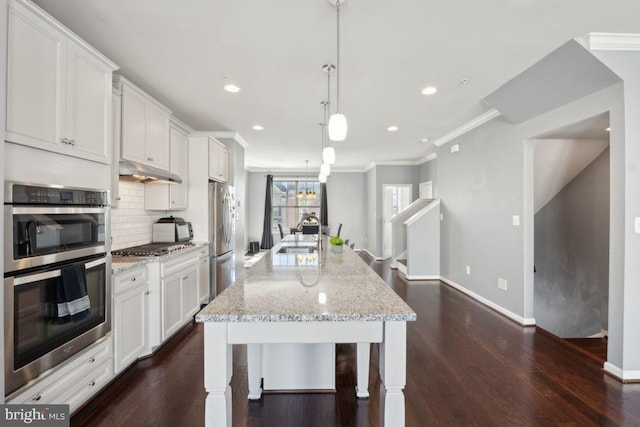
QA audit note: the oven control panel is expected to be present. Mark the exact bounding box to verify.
[8,183,108,206]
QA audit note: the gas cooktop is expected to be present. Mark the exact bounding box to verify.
[112,242,195,257]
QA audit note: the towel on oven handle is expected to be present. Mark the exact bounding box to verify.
[50,263,91,323]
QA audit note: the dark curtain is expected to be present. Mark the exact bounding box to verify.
[260,175,274,249]
[320,182,328,226]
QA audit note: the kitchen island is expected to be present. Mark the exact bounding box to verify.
[196,235,416,426]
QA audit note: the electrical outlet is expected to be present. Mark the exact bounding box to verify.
[498,278,508,291]
[440,213,444,221]
[466,265,471,275]
[512,215,520,226]
[635,217,640,234]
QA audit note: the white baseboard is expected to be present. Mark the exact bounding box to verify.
[405,274,440,280]
[397,263,407,275]
[604,362,640,382]
[362,249,384,260]
[439,276,536,327]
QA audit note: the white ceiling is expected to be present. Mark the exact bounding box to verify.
[33,0,640,172]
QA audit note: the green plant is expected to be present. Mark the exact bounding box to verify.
[329,236,344,246]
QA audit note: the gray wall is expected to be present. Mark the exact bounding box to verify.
[534,148,609,338]
[589,50,640,370]
[366,167,376,255]
[370,165,420,257]
[419,159,437,196]
[436,117,526,315]
[246,171,367,250]
[326,172,366,247]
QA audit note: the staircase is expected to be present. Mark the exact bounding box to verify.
[390,199,440,280]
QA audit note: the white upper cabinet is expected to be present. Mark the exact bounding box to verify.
[145,120,190,210]
[115,76,171,172]
[5,0,117,164]
[209,138,229,182]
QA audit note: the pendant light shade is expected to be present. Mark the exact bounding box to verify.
[322,146,336,165]
[320,163,331,176]
[319,173,327,183]
[328,113,347,141]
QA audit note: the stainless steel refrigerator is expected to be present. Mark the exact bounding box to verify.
[209,181,235,299]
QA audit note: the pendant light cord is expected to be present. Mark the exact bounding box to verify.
[336,0,341,113]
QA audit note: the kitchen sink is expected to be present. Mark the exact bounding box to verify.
[276,246,317,254]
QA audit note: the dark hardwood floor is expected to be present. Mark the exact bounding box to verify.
[72,257,640,426]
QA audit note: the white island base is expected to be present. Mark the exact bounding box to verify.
[258,343,336,392]
[203,320,407,427]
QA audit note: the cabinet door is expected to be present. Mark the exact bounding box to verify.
[181,266,199,320]
[6,2,65,151]
[209,140,229,182]
[198,255,210,304]
[65,41,113,164]
[113,284,148,374]
[169,126,188,209]
[121,85,148,164]
[146,103,171,170]
[162,274,183,340]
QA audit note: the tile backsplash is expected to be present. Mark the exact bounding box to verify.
[111,180,166,250]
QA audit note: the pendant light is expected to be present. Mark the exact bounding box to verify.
[328,0,347,141]
[322,65,337,163]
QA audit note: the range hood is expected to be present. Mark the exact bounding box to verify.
[119,160,182,184]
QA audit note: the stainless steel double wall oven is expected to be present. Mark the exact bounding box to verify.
[3,181,111,396]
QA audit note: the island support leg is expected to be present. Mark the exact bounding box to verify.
[356,342,370,398]
[379,321,407,426]
[204,323,233,427]
[247,343,263,399]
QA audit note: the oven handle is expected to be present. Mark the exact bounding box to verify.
[12,258,106,287]
[11,207,107,215]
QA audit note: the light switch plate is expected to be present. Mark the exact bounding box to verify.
[512,215,520,226]
[635,217,640,234]
[466,266,471,275]
[440,213,444,221]
[498,278,508,291]
[450,144,460,153]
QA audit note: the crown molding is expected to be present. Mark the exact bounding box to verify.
[432,108,501,147]
[418,153,437,163]
[579,33,640,51]
[207,131,249,148]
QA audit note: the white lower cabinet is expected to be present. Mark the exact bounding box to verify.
[113,266,149,374]
[162,274,183,339]
[160,253,200,341]
[7,337,113,414]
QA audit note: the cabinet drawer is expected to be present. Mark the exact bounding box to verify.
[8,336,113,405]
[113,266,147,294]
[54,358,113,414]
[161,254,198,278]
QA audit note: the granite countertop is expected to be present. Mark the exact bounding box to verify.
[196,237,416,323]
[111,242,208,274]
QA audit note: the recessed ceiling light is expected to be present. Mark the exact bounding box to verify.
[606,127,611,132]
[421,86,437,95]
[223,76,240,93]
[252,125,264,131]
[387,126,398,132]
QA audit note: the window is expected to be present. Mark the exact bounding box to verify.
[272,180,321,233]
